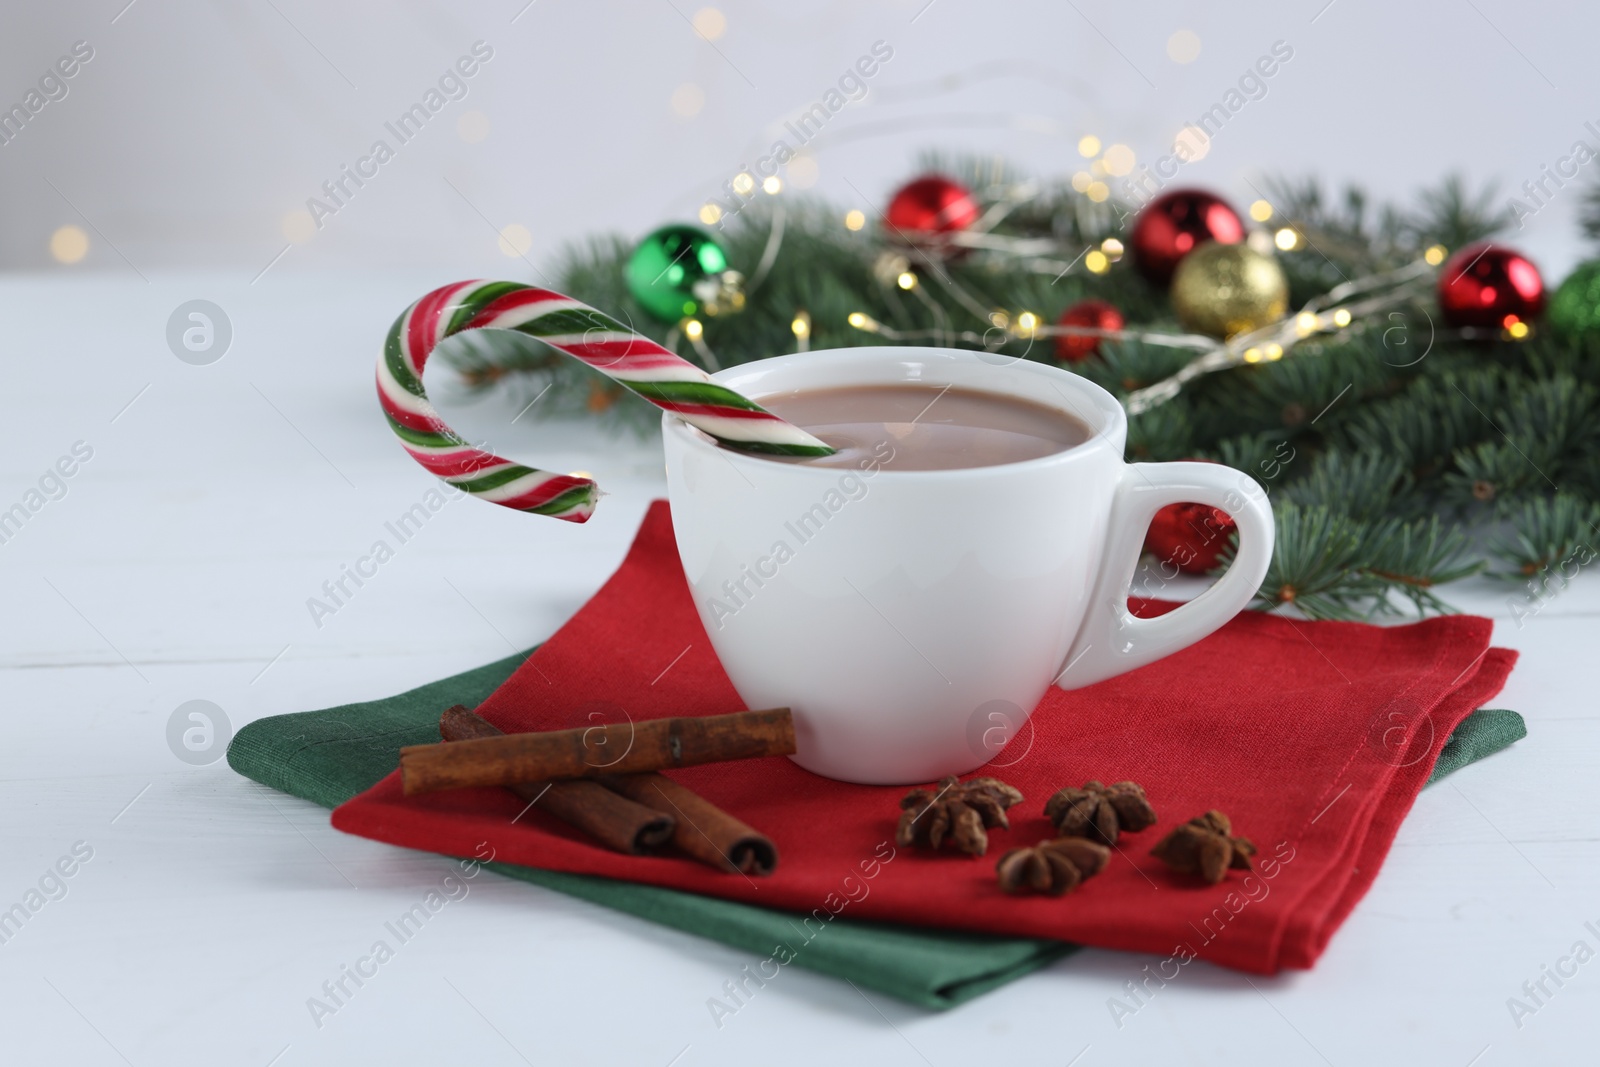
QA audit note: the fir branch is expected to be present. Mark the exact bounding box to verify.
[1077,338,1196,398]
[1487,493,1600,578]
[432,161,1600,622]
[1207,431,1293,476]
[1356,515,1482,615]
[1501,375,1600,463]
[1215,336,1396,433]
[1284,450,1410,522]
[1125,400,1196,462]
[1580,180,1600,244]
[1336,367,1503,476]
[1250,503,1377,620]
[1445,438,1556,511]
[1406,174,1509,250]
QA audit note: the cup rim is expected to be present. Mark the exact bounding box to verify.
[661,345,1129,479]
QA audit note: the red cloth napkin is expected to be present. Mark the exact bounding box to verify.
[332,501,1515,974]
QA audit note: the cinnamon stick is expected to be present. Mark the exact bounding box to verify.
[401,708,795,796]
[437,706,675,855]
[599,772,779,876]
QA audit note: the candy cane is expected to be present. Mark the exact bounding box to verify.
[377,280,834,523]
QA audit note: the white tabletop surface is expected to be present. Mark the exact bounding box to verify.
[1,273,1595,1067]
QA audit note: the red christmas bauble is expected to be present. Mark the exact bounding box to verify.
[1144,466,1237,574]
[885,175,980,241]
[1130,189,1244,285]
[1054,299,1124,362]
[1437,242,1545,329]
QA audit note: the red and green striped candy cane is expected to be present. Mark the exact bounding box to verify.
[377,280,834,523]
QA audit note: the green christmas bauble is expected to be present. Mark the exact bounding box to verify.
[1547,259,1600,340]
[625,225,742,322]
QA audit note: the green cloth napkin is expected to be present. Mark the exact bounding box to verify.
[1426,706,1526,785]
[228,649,1524,1009]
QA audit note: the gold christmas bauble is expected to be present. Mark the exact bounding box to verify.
[1170,242,1289,338]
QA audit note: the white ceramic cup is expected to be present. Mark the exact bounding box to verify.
[662,346,1274,785]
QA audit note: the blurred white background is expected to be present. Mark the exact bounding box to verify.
[2,0,1596,280]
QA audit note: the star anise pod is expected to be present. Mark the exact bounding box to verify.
[896,776,1023,857]
[995,837,1111,895]
[1044,780,1157,845]
[1150,810,1257,884]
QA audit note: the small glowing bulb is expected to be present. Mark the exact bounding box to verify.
[698,202,723,225]
[1274,227,1299,251]
[1249,200,1274,222]
[279,209,316,245]
[50,225,90,264]
[1101,237,1124,261]
[1015,311,1040,334]
[1085,249,1110,274]
[1173,125,1210,162]
[1332,309,1352,327]
[989,310,1010,329]
[1078,135,1101,158]
[791,311,811,339]
[1086,181,1110,203]
[1505,316,1530,339]
[1425,244,1447,266]
[1263,343,1284,361]
[1102,144,1135,177]
[762,176,782,194]
[1167,29,1201,64]
[1243,348,1263,364]
[497,223,533,258]
[844,209,866,231]
[1296,312,1319,335]
[732,172,755,195]
[1071,171,1093,193]
[684,318,704,340]
[847,311,871,330]
[669,84,704,119]
[896,271,917,290]
[692,7,726,39]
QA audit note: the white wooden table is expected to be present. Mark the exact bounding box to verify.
[2,274,1594,1067]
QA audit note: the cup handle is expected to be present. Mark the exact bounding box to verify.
[1055,461,1275,690]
